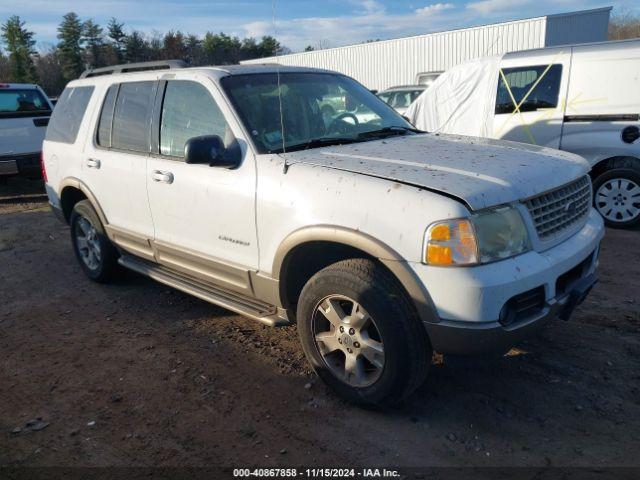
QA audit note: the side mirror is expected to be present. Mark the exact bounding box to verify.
[184,135,239,169]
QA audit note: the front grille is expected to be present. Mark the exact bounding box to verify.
[524,176,591,241]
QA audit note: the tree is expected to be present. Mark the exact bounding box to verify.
[107,17,126,62]
[257,36,282,57]
[123,31,149,63]
[34,46,65,95]
[57,12,84,81]
[162,30,185,59]
[202,32,242,64]
[185,34,202,65]
[609,10,640,40]
[0,52,10,81]
[83,19,105,68]
[304,45,315,52]
[1,15,38,83]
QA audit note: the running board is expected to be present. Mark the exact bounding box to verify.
[118,255,289,327]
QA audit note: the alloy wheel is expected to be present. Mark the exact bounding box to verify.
[74,216,102,270]
[312,295,385,388]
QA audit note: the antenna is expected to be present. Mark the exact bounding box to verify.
[272,0,289,173]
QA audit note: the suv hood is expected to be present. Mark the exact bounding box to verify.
[283,133,590,210]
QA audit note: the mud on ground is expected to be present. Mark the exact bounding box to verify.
[1,176,639,469]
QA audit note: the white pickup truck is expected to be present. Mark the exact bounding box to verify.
[43,61,604,405]
[0,83,53,180]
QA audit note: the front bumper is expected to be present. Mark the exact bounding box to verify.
[425,269,597,355]
[410,208,604,355]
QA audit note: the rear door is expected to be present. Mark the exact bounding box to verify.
[492,49,570,148]
[82,81,157,260]
[146,78,258,294]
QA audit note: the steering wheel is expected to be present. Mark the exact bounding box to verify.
[327,112,360,135]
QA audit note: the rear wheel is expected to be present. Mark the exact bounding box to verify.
[70,200,120,282]
[593,168,640,228]
[297,258,431,406]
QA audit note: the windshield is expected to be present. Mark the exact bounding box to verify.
[221,73,416,154]
[0,89,51,118]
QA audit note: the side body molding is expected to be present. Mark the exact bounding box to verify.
[271,225,438,324]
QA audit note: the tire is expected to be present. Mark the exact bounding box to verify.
[593,167,640,228]
[69,200,120,283]
[297,258,431,406]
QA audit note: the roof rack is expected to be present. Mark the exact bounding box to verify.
[80,60,188,79]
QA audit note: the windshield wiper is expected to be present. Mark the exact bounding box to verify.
[267,126,423,154]
[357,126,422,139]
[270,137,361,154]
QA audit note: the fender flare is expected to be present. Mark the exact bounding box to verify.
[58,177,109,226]
[272,225,438,324]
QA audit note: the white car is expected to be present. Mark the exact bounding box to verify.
[376,85,426,116]
[43,61,603,405]
[408,39,640,228]
[0,83,54,179]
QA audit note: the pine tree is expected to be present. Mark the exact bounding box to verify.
[1,15,38,83]
[107,18,126,62]
[83,19,104,68]
[124,31,148,63]
[57,12,84,81]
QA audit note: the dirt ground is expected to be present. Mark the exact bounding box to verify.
[1,176,639,473]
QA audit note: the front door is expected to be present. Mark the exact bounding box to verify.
[492,48,570,148]
[146,78,258,294]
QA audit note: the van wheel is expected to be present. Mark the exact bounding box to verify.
[297,258,431,406]
[70,200,120,283]
[593,168,640,228]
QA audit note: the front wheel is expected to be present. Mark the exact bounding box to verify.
[297,258,431,406]
[593,168,640,228]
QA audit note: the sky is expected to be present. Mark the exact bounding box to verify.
[1,0,638,52]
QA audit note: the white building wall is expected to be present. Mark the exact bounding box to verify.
[243,8,610,91]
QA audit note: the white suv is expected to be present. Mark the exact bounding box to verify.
[0,83,53,179]
[43,61,604,405]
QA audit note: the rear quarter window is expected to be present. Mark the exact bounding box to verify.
[45,86,95,144]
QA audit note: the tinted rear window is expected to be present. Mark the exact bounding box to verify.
[45,86,95,144]
[111,81,155,152]
[0,88,51,118]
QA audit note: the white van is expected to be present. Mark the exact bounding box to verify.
[408,39,640,228]
[0,83,54,179]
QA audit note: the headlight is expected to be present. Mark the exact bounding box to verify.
[424,206,531,266]
[472,206,531,263]
[424,219,478,266]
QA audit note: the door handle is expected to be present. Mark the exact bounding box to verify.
[152,170,174,184]
[86,158,101,169]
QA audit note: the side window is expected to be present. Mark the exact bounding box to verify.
[160,81,230,158]
[111,81,155,153]
[45,86,95,144]
[495,64,562,115]
[96,85,118,148]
